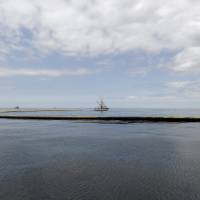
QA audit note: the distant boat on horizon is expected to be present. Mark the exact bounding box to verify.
[94,99,109,111]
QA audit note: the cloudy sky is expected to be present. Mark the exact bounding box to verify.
[0,0,200,108]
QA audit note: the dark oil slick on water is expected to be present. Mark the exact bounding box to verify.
[0,111,200,200]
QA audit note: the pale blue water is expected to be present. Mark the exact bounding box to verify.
[3,108,200,117]
[1,109,200,200]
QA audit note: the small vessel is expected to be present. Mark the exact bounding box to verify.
[94,99,109,111]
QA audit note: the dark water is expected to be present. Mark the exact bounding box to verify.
[1,119,200,200]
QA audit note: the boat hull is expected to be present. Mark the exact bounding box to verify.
[94,108,109,111]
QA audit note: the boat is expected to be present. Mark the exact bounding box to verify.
[94,99,109,111]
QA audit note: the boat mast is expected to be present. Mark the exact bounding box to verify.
[94,98,109,111]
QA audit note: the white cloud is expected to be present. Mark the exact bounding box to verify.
[127,94,176,101]
[170,47,200,73]
[128,67,150,76]
[0,0,200,74]
[166,81,190,89]
[126,79,200,105]
[0,67,94,77]
[166,80,200,97]
[0,0,199,58]
[127,95,138,100]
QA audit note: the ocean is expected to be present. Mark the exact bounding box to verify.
[2,108,200,117]
[0,108,200,200]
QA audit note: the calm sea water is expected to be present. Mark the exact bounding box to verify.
[2,108,200,117]
[1,109,200,200]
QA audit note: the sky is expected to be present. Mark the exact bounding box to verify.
[0,0,200,108]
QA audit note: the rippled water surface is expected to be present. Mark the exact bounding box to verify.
[0,119,200,200]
